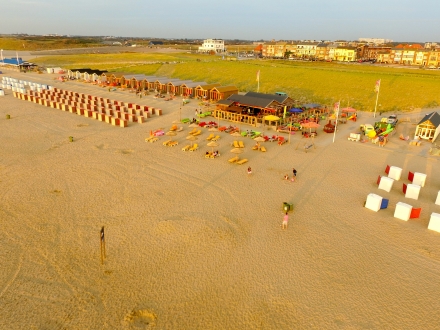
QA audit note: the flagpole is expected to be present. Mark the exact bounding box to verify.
[332,101,340,143]
[373,86,380,118]
[373,79,381,118]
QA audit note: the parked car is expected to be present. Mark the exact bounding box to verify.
[387,115,398,126]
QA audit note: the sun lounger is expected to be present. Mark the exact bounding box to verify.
[206,133,214,141]
[149,137,159,143]
[260,146,267,152]
[228,156,239,163]
[181,118,190,124]
[163,139,172,146]
[168,141,178,147]
[218,126,227,132]
[211,135,220,141]
[233,141,240,148]
[238,141,245,148]
[145,136,155,142]
[192,130,202,136]
[237,159,248,165]
[182,145,191,151]
[176,127,183,132]
[170,125,177,131]
[189,128,197,135]
[189,143,198,151]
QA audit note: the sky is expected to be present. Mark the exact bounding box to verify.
[1,0,438,42]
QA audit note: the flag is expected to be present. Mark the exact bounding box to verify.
[256,70,260,82]
[333,102,339,118]
[374,79,381,93]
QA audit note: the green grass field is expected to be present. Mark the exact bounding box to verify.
[31,52,440,112]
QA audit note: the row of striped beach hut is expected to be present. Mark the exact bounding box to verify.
[66,70,238,100]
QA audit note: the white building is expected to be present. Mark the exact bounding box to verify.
[198,39,225,53]
[358,38,393,45]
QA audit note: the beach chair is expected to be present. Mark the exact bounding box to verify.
[189,143,198,152]
[182,145,191,151]
[408,171,414,183]
[192,130,202,136]
[145,136,154,142]
[233,141,240,148]
[181,118,190,124]
[189,128,197,135]
[377,175,381,185]
[238,141,245,148]
[149,137,159,143]
[410,208,422,219]
[170,125,177,131]
[162,139,172,146]
[228,156,239,163]
[237,159,248,165]
[385,165,390,174]
[380,198,389,209]
[205,152,213,158]
[403,183,407,194]
[260,146,267,152]
[168,141,178,147]
[206,133,214,141]
[218,126,227,132]
[211,135,220,142]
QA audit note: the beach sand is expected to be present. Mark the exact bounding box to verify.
[1,70,440,329]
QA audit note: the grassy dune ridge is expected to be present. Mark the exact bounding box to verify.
[32,53,440,111]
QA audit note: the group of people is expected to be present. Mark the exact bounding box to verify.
[206,150,220,157]
[284,168,297,182]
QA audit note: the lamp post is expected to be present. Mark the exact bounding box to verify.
[0,49,3,63]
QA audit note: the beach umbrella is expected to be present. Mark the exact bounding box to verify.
[254,136,265,142]
[301,121,320,134]
[186,135,198,147]
[189,123,199,127]
[230,148,243,154]
[341,107,357,112]
[207,141,219,153]
[289,108,303,113]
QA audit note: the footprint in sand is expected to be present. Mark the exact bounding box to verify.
[50,190,62,195]
[76,123,89,127]
[117,149,134,155]
[93,144,109,150]
[124,309,157,328]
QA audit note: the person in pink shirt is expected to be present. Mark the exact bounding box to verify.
[282,212,289,229]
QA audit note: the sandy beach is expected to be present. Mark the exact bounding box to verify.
[1,70,440,329]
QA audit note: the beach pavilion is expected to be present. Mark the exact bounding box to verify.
[414,111,440,141]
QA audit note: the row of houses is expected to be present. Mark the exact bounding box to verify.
[260,42,440,66]
[66,69,238,100]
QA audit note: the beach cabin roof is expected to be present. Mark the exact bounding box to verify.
[196,83,221,90]
[216,99,234,106]
[245,91,290,103]
[167,79,194,86]
[226,94,281,108]
[213,86,239,93]
[155,78,181,84]
[182,81,207,88]
[417,112,440,127]
[123,74,148,80]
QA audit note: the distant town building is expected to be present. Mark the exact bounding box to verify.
[358,38,393,45]
[198,39,225,53]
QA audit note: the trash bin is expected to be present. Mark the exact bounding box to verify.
[283,202,293,212]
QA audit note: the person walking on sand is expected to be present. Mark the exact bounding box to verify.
[247,166,252,175]
[282,212,289,229]
[292,168,297,182]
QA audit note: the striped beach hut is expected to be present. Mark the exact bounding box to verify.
[194,83,221,99]
[209,86,239,101]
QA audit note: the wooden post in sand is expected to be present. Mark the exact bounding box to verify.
[100,226,106,264]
